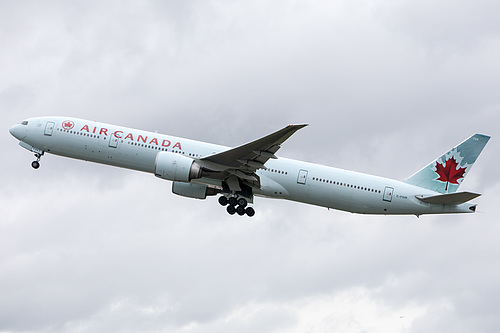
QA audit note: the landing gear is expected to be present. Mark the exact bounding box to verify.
[219,195,255,217]
[31,153,42,169]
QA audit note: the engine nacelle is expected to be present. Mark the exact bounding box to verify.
[154,152,202,182]
[172,182,218,199]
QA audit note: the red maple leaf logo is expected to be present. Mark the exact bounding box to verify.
[62,121,74,130]
[435,156,467,191]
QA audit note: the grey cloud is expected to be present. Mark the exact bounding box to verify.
[2,1,500,332]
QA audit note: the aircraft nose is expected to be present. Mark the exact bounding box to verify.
[9,124,25,140]
[9,124,17,136]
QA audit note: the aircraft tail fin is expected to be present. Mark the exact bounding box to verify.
[404,134,490,193]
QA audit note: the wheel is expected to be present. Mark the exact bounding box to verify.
[245,207,255,217]
[218,196,228,206]
[31,161,40,169]
[237,198,247,208]
[236,205,246,216]
[228,197,237,206]
[226,205,236,215]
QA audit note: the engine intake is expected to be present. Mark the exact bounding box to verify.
[154,151,202,182]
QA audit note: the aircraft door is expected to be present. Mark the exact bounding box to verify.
[383,186,394,202]
[297,169,308,184]
[109,133,118,148]
[44,121,55,136]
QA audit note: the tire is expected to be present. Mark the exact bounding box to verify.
[218,196,228,206]
[237,198,247,208]
[228,197,237,206]
[245,207,255,217]
[227,205,236,215]
[31,161,40,169]
[236,206,246,216]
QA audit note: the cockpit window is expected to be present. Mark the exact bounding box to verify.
[21,121,28,125]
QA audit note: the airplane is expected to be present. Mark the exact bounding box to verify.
[9,116,490,217]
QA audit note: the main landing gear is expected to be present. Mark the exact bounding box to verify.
[218,195,255,217]
[31,153,43,169]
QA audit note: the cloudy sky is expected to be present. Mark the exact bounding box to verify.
[1,0,499,332]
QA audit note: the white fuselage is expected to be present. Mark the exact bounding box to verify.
[10,116,477,215]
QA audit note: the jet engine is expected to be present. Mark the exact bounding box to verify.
[172,182,218,199]
[154,151,202,182]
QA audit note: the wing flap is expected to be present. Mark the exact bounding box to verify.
[415,191,481,205]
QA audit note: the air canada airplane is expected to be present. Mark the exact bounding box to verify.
[10,117,490,217]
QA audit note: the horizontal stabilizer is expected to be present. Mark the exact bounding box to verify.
[415,191,481,205]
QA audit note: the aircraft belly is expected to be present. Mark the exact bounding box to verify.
[286,182,354,212]
[254,174,291,199]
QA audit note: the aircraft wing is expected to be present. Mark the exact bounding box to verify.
[196,124,307,183]
[415,191,481,205]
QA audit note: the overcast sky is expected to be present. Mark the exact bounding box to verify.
[1,1,499,332]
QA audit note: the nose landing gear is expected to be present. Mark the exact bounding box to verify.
[218,195,255,217]
[31,153,43,169]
